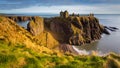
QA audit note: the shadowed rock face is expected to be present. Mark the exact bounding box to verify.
[45,16,103,45]
[82,16,102,42]
[27,16,44,36]
[49,17,73,43]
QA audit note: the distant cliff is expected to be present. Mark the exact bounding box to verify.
[8,16,32,22]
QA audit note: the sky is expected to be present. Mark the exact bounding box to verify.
[0,0,120,14]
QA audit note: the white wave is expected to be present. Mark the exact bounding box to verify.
[72,46,108,56]
[72,46,89,55]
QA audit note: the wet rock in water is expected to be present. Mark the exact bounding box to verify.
[27,16,44,36]
[104,26,119,32]
[109,27,119,30]
[102,28,110,35]
[104,26,116,32]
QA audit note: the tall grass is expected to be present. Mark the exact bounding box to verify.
[0,40,120,68]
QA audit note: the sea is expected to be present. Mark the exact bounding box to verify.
[74,14,120,55]
[10,13,120,55]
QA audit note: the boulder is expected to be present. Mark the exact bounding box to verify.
[104,26,119,32]
[109,27,119,30]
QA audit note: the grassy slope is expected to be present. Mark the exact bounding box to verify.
[1,40,120,68]
[0,16,120,68]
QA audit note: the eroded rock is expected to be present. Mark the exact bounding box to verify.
[27,16,44,36]
[45,16,103,45]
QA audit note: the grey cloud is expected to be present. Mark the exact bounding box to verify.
[0,0,120,10]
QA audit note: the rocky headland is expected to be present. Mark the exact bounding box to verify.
[3,11,115,53]
[1,11,118,54]
[5,12,116,53]
[0,11,120,68]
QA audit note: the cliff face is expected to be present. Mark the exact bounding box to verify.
[45,16,103,45]
[0,16,30,44]
[79,16,102,42]
[45,17,73,43]
[27,16,44,36]
[5,15,103,46]
[3,16,59,49]
[0,16,54,53]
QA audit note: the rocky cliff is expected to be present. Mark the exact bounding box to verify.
[27,16,44,36]
[4,16,59,49]
[45,16,103,45]
[6,15,104,46]
[0,16,55,54]
[5,14,105,52]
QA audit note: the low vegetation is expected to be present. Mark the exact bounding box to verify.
[0,16,120,68]
[0,40,120,68]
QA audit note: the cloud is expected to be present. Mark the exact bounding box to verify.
[0,0,120,14]
[1,4,120,14]
[0,0,120,10]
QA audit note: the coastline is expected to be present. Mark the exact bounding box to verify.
[0,13,120,68]
[59,43,115,57]
[1,12,119,53]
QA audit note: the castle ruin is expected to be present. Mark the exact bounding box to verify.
[60,10,69,18]
[60,10,94,18]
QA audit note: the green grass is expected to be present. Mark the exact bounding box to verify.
[0,40,120,68]
[0,54,16,63]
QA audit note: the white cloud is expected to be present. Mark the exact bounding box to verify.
[0,4,120,14]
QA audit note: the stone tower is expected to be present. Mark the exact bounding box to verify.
[60,10,69,18]
[60,11,64,18]
[89,13,94,16]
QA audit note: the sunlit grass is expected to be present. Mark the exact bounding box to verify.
[0,40,120,68]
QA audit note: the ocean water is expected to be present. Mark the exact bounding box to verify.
[6,13,59,18]
[15,13,120,55]
[75,14,120,55]
[17,21,29,29]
